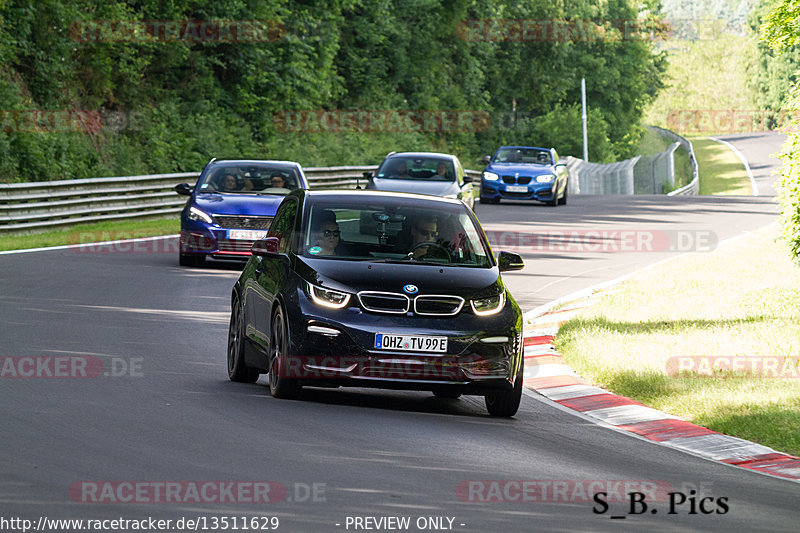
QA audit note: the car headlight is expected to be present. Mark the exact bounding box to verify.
[536,174,556,183]
[470,291,505,316]
[482,171,499,181]
[188,206,213,224]
[307,282,351,309]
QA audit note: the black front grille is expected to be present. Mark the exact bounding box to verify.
[517,176,532,185]
[358,292,410,314]
[501,191,533,198]
[502,176,516,184]
[414,295,464,316]
[213,215,273,230]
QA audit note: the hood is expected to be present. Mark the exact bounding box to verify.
[370,178,458,197]
[297,257,502,299]
[486,162,555,177]
[193,192,285,216]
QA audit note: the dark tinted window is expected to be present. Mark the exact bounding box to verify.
[376,157,455,181]
[267,199,298,253]
[198,163,303,195]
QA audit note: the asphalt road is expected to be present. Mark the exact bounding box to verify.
[1,132,796,532]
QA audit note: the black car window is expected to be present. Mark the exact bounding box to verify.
[268,199,298,253]
[197,164,303,195]
[302,201,490,267]
[376,157,455,181]
[495,148,552,165]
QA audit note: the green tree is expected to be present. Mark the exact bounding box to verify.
[762,0,800,262]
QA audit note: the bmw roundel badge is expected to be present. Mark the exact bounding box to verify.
[403,284,418,294]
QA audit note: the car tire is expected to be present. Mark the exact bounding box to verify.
[484,362,523,417]
[433,391,462,400]
[558,185,568,205]
[227,295,259,383]
[268,305,302,399]
[179,254,205,267]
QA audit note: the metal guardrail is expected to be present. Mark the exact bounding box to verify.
[0,166,482,233]
[564,126,699,196]
[650,126,700,196]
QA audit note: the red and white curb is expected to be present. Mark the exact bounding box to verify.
[521,299,800,483]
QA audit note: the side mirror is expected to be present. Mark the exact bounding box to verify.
[482,155,491,165]
[174,183,192,196]
[363,171,374,180]
[497,251,524,272]
[463,175,473,184]
[251,237,280,256]
[555,161,566,169]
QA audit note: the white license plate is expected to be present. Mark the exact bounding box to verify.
[228,230,268,240]
[506,185,528,193]
[375,334,447,353]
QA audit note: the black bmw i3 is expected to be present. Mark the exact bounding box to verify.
[227,190,526,416]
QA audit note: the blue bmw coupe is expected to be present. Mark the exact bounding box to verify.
[480,146,568,206]
[175,159,309,266]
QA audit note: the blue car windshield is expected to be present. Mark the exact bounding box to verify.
[301,200,491,267]
[197,164,302,195]
[376,157,455,181]
[494,148,552,165]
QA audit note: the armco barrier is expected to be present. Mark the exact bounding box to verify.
[649,126,700,196]
[0,166,483,234]
[565,126,699,196]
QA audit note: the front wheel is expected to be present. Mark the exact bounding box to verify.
[268,305,302,399]
[485,363,523,417]
[558,184,568,205]
[227,296,259,383]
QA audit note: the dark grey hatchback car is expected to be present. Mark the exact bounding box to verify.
[227,190,526,416]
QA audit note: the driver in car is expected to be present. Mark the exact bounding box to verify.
[407,214,439,259]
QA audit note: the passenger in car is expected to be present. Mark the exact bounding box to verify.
[434,162,449,179]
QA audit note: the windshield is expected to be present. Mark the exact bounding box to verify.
[376,156,455,181]
[197,163,302,195]
[301,199,491,267]
[494,148,552,165]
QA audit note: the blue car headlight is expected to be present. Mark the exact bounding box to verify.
[536,174,556,183]
[470,291,505,316]
[307,282,351,309]
[482,171,499,181]
[188,206,213,224]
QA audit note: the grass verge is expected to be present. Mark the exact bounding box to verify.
[693,138,753,195]
[556,224,800,456]
[0,217,179,252]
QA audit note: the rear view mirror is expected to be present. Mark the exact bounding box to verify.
[482,156,491,165]
[497,251,524,272]
[463,175,473,184]
[174,183,192,196]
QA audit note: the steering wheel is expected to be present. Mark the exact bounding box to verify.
[407,241,451,262]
